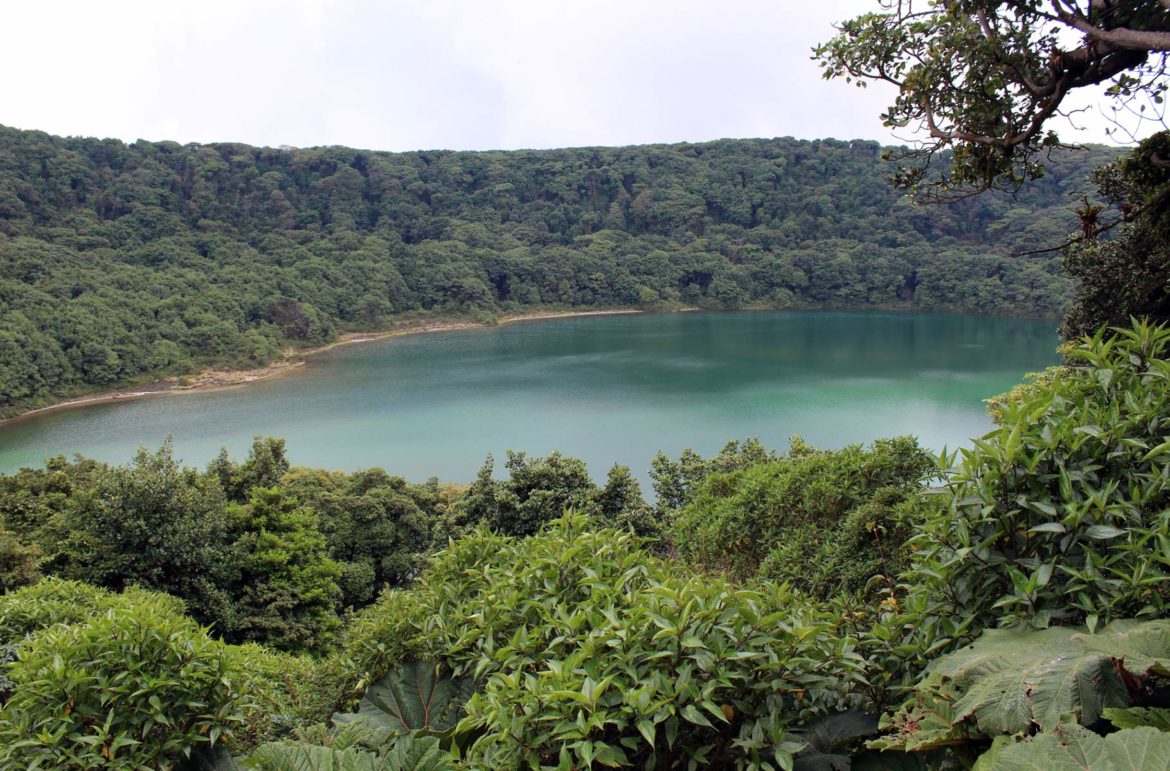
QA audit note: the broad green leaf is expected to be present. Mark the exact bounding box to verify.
[979,725,1170,770]
[1102,706,1170,731]
[382,733,455,771]
[882,621,1170,745]
[245,742,381,771]
[332,661,475,741]
[1084,525,1125,540]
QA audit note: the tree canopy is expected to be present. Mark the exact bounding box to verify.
[817,1,1170,195]
[0,125,1113,416]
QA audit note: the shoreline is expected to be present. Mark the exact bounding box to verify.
[0,305,1055,427]
[0,309,647,426]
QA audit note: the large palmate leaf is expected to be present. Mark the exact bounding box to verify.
[875,620,1170,749]
[937,628,1128,735]
[243,734,453,771]
[794,711,880,770]
[975,724,1170,770]
[332,661,475,742]
[382,733,454,771]
[1103,706,1170,731]
[245,742,381,771]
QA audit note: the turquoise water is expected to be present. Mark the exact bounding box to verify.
[0,312,1060,482]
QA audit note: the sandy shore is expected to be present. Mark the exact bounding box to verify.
[0,309,645,425]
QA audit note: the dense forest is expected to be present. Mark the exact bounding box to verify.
[0,123,1115,416]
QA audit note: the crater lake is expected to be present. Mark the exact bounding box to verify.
[0,311,1060,481]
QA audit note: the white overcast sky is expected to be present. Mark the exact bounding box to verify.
[0,0,1144,152]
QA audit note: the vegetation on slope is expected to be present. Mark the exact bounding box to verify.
[0,124,1112,416]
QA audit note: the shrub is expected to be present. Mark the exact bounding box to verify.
[673,436,935,584]
[0,592,242,769]
[226,643,329,753]
[50,440,236,630]
[907,320,1170,633]
[335,515,866,769]
[0,577,187,642]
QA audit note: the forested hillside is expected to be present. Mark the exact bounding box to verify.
[0,125,1113,415]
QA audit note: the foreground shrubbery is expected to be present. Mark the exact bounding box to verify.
[338,516,865,769]
[0,580,323,768]
[0,582,240,769]
[672,435,935,591]
[908,321,1170,636]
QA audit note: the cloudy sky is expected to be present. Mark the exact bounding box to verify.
[1,0,1142,152]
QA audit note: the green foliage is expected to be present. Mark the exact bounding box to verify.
[455,450,656,539]
[0,515,41,592]
[332,661,474,742]
[1103,706,1170,731]
[1,441,454,649]
[815,3,1164,196]
[1061,132,1170,339]
[907,321,1170,632]
[245,732,453,771]
[594,463,658,539]
[976,724,1170,771]
[0,591,242,770]
[0,576,187,643]
[336,515,865,769]
[226,486,342,653]
[457,451,600,536]
[225,643,330,753]
[874,621,1170,755]
[246,742,383,771]
[650,437,775,516]
[380,733,453,771]
[262,465,450,609]
[673,436,935,586]
[51,439,235,630]
[792,711,879,771]
[209,436,292,503]
[0,125,1096,417]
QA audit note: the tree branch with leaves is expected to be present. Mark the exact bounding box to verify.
[816,1,1170,197]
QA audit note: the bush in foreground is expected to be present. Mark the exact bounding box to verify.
[908,320,1170,635]
[0,591,240,769]
[0,579,321,767]
[672,435,935,588]
[336,515,866,769]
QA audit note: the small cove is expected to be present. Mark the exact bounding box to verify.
[0,311,1061,482]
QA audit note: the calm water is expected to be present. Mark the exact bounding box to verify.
[0,312,1059,482]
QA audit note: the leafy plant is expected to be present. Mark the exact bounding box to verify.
[792,711,879,771]
[225,643,331,753]
[873,621,1170,754]
[0,576,187,642]
[244,732,453,771]
[0,594,243,770]
[336,515,865,769]
[1103,706,1170,732]
[673,436,935,584]
[975,723,1170,770]
[907,321,1170,634]
[332,661,474,743]
[246,742,382,771]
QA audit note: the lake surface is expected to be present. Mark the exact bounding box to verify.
[0,312,1060,483]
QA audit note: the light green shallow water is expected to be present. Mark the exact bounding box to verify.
[0,311,1060,482]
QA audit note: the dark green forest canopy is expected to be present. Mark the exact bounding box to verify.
[0,124,1115,415]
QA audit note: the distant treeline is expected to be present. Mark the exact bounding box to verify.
[0,125,1113,414]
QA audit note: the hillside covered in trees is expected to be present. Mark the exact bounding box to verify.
[0,124,1114,416]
